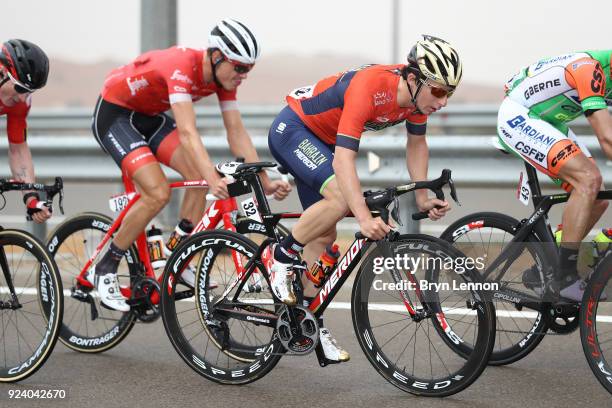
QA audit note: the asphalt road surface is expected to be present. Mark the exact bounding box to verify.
[1,292,609,408]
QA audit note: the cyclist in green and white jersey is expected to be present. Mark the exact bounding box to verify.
[497,51,612,301]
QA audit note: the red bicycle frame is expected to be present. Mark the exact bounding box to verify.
[74,174,244,302]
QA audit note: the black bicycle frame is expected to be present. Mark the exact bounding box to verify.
[479,162,612,309]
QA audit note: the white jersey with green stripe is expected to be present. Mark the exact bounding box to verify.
[504,50,612,130]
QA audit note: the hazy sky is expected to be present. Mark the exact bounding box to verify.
[4,0,612,85]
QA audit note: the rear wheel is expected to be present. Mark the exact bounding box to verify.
[162,230,283,384]
[580,253,612,395]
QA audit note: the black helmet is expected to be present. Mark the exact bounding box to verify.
[1,39,49,91]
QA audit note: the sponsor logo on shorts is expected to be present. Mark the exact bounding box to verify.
[515,141,546,164]
[129,141,147,149]
[174,86,187,92]
[499,127,512,138]
[293,139,328,170]
[107,132,126,156]
[276,122,286,134]
[506,115,555,147]
[551,144,578,167]
[130,152,154,165]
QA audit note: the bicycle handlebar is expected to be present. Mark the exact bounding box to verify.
[0,177,65,220]
[355,169,459,239]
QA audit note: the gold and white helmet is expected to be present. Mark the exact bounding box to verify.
[407,35,462,89]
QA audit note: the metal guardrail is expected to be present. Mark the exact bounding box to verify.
[0,104,600,135]
[0,134,609,187]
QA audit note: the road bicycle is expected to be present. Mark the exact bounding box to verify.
[0,178,64,382]
[438,142,612,373]
[161,162,496,397]
[45,169,288,353]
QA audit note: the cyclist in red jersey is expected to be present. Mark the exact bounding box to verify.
[90,19,290,311]
[0,39,52,223]
[266,35,462,361]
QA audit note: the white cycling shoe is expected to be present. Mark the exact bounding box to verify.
[87,267,130,312]
[262,245,296,305]
[320,328,350,362]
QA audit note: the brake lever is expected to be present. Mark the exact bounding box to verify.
[448,177,461,206]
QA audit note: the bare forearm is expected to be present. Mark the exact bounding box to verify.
[406,136,429,205]
[8,143,35,182]
[180,130,219,182]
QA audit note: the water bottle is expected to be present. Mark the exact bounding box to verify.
[555,225,612,273]
[164,219,194,256]
[306,244,340,287]
[146,225,166,269]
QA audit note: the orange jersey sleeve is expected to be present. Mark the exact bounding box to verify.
[564,57,607,111]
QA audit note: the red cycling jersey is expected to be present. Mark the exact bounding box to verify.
[0,96,30,144]
[287,64,427,151]
[101,46,237,115]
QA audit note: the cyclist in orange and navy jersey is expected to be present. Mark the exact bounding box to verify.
[90,19,291,311]
[0,39,52,223]
[266,35,462,361]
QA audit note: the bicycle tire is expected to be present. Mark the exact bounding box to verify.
[0,229,63,382]
[162,230,284,385]
[439,212,553,365]
[46,212,140,353]
[580,253,612,395]
[351,234,496,397]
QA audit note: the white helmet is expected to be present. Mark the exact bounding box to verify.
[208,19,260,65]
[407,35,462,89]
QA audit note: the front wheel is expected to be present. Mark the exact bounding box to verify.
[0,229,63,382]
[581,253,612,395]
[440,212,551,365]
[351,234,496,397]
[46,212,141,353]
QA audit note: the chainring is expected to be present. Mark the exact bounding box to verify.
[276,305,319,355]
[130,277,162,323]
[542,303,580,334]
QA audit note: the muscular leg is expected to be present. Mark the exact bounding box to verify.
[302,226,337,298]
[557,154,603,248]
[292,178,348,244]
[113,163,170,249]
[290,178,347,297]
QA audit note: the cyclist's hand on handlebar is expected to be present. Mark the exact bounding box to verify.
[264,179,292,201]
[209,176,230,200]
[418,198,450,221]
[26,197,52,223]
[358,216,392,240]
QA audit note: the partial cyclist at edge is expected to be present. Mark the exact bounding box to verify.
[90,18,291,311]
[497,50,612,301]
[0,39,52,223]
[266,35,463,362]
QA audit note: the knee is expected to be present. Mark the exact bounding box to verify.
[321,182,349,216]
[573,167,602,198]
[142,184,171,211]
